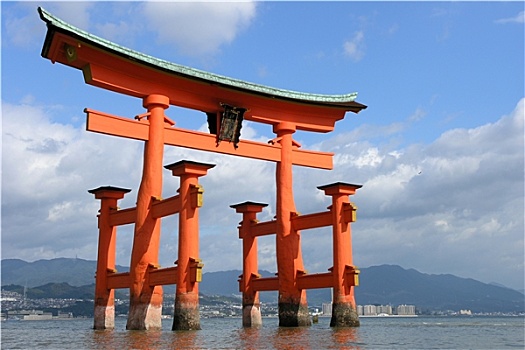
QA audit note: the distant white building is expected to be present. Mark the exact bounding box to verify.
[363,305,377,316]
[376,305,393,315]
[396,304,416,315]
[357,305,363,315]
[356,304,416,316]
[322,302,332,316]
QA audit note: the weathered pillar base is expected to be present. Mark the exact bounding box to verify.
[330,302,360,327]
[93,304,114,330]
[126,302,163,330]
[278,301,311,327]
[173,296,201,330]
[242,303,262,328]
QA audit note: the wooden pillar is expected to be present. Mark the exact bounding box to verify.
[319,182,362,327]
[166,160,215,331]
[231,201,267,328]
[273,122,311,327]
[89,186,131,330]
[127,94,169,330]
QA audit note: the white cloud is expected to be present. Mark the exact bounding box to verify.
[495,11,525,24]
[3,3,44,48]
[95,21,135,44]
[315,98,524,288]
[141,2,257,56]
[3,2,256,58]
[343,30,365,61]
[1,101,142,262]
[408,107,427,122]
[45,2,95,31]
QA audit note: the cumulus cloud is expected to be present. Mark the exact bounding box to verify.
[3,2,256,59]
[46,2,95,31]
[2,98,523,290]
[343,30,365,61]
[495,11,525,24]
[141,2,257,56]
[1,101,142,262]
[299,98,524,288]
[2,3,47,48]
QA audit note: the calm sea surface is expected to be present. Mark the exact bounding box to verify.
[1,316,523,349]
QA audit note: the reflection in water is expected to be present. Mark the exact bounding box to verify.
[124,329,163,349]
[168,330,200,349]
[91,329,116,349]
[272,326,311,350]
[91,327,201,349]
[332,327,361,350]
[237,326,261,350]
[2,316,522,350]
[89,320,361,349]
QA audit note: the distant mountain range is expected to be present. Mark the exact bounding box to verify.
[2,258,523,313]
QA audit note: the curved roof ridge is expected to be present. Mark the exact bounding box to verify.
[38,7,362,106]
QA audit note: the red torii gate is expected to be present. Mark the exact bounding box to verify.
[39,7,367,330]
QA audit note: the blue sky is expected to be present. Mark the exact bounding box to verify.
[2,2,524,292]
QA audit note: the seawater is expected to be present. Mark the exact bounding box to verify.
[1,316,523,349]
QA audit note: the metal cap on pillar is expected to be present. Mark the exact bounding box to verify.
[230,201,268,214]
[164,160,216,177]
[88,186,131,199]
[317,182,362,196]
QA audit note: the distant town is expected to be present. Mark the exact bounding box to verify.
[2,289,520,321]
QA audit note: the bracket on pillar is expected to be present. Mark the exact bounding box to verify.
[148,263,161,270]
[189,258,204,283]
[343,202,358,222]
[189,184,204,208]
[345,265,360,287]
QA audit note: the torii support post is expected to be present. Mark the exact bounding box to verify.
[88,186,131,330]
[273,122,311,327]
[127,94,170,330]
[230,201,268,328]
[318,182,362,327]
[166,160,215,331]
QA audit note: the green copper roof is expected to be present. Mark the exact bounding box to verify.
[38,7,365,109]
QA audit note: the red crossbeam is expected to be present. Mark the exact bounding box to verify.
[106,272,130,289]
[86,109,333,170]
[148,266,178,286]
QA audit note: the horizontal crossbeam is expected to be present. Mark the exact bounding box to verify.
[249,210,333,237]
[296,272,334,290]
[148,266,178,286]
[246,269,358,292]
[291,211,332,231]
[251,220,277,237]
[151,195,181,219]
[86,109,333,169]
[107,272,130,289]
[250,277,279,292]
[107,193,183,227]
[108,207,136,227]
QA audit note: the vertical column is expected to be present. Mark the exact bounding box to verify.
[318,182,362,327]
[230,201,268,328]
[273,122,311,327]
[127,94,169,330]
[166,160,215,331]
[88,186,131,330]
